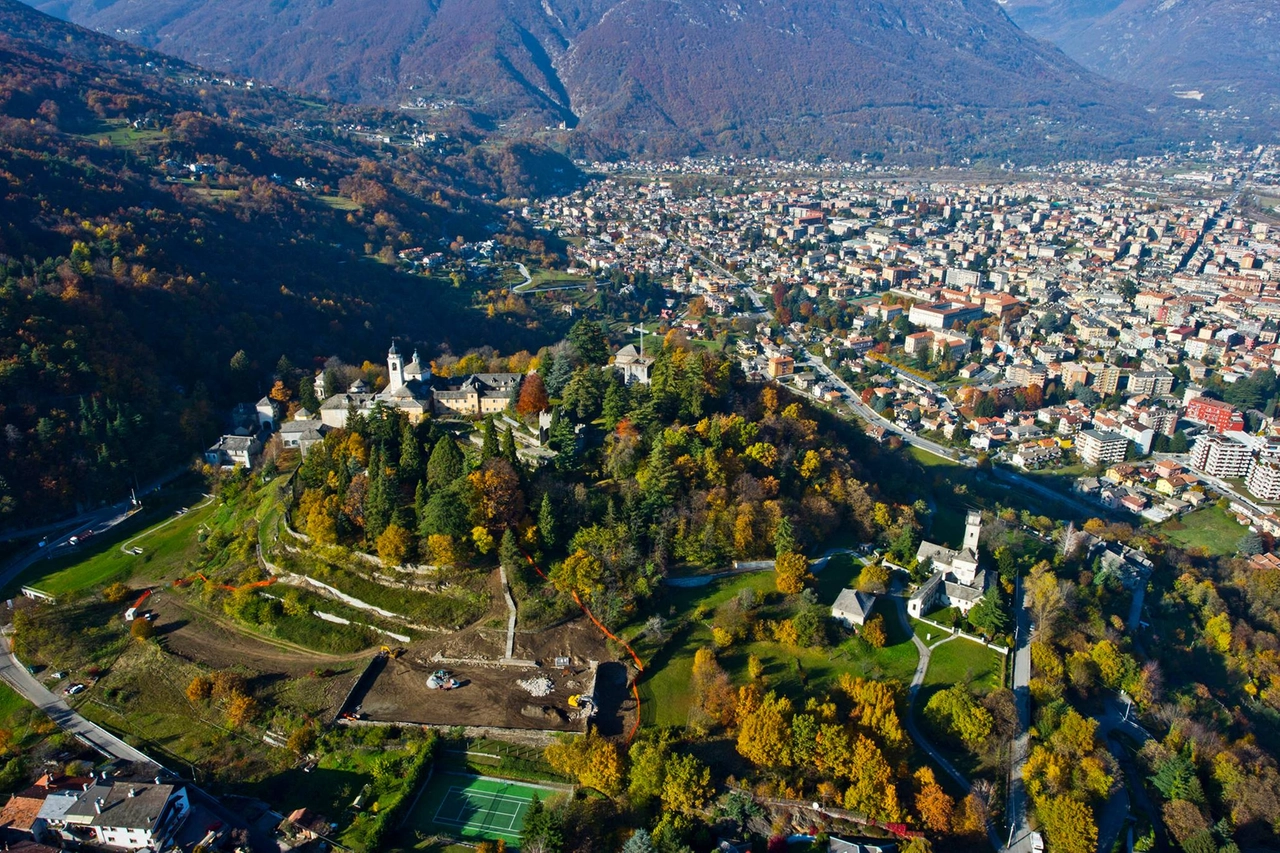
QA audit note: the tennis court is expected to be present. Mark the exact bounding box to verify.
[413,774,548,844]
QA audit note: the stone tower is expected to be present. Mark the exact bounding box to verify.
[963,510,982,554]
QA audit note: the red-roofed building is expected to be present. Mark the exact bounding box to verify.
[1185,397,1246,432]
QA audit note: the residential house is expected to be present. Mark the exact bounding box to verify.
[55,782,189,851]
[203,435,261,469]
[279,418,329,457]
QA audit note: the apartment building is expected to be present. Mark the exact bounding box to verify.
[1077,429,1129,467]
[1190,433,1253,479]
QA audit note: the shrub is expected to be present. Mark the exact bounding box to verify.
[102,583,132,604]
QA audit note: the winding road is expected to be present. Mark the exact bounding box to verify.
[890,590,1004,851]
[0,634,161,770]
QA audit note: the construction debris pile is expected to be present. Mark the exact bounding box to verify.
[517,675,554,697]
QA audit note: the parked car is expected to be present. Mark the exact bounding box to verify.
[63,683,86,696]
[50,671,68,680]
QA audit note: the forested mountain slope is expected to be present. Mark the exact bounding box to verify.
[0,0,577,523]
[24,0,1184,162]
[1003,0,1280,127]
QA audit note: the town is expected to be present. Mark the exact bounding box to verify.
[7,142,1280,853]
[519,143,1280,536]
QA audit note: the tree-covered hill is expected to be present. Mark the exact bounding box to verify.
[0,0,579,524]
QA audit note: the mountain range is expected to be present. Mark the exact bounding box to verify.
[21,0,1185,162]
[1002,0,1280,125]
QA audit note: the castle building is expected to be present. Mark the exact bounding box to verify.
[908,510,992,617]
[317,344,520,426]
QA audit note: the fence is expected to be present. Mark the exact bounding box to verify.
[913,615,1010,656]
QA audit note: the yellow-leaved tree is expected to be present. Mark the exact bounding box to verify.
[775,551,811,594]
[737,691,793,767]
[545,730,622,797]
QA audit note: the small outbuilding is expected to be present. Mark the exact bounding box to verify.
[831,588,877,627]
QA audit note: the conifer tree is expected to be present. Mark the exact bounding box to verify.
[426,435,464,491]
[481,417,499,461]
[501,425,519,467]
[538,493,558,553]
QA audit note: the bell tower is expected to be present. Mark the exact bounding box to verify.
[387,342,404,391]
[963,510,982,554]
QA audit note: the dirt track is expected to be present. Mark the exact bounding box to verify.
[150,592,371,672]
[146,591,368,715]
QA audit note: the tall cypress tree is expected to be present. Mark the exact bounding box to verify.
[364,446,393,540]
[426,435,464,492]
[399,421,423,483]
[481,417,499,461]
[538,493,558,553]
[501,426,519,467]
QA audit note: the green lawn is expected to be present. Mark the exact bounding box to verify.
[317,194,361,211]
[7,493,214,597]
[634,567,918,728]
[1158,505,1246,556]
[520,269,592,290]
[0,682,54,752]
[909,445,960,468]
[923,637,1004,695]
[77,119,165,149]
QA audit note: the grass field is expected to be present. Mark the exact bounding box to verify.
[77,119,165,149]
[923,637,1004,695]
[318,194,361,211]
[5,490,213,598]
[408,774,553,845]
[635,562,918,728]
[1159,505,1245,556]
[908,445,960,468]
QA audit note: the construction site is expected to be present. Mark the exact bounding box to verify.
[339,611,637,739]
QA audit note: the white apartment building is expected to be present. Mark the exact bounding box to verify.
[1077,429,1129,467]
[1190,433,1253,479]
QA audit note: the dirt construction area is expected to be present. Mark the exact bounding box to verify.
[145,591,366,714]
[353,616,637,735]
[357,657,590,732]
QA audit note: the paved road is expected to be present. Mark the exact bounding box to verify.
[0,634,161,769]
[890,591,1004,851]
[1004,574,1034,852]
[0,504,138,594]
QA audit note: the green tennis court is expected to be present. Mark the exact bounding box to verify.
[414,774,547,844]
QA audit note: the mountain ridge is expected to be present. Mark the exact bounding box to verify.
[21,0,1187,162]
[0,0,579,521]
[1002,0,1280,127]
